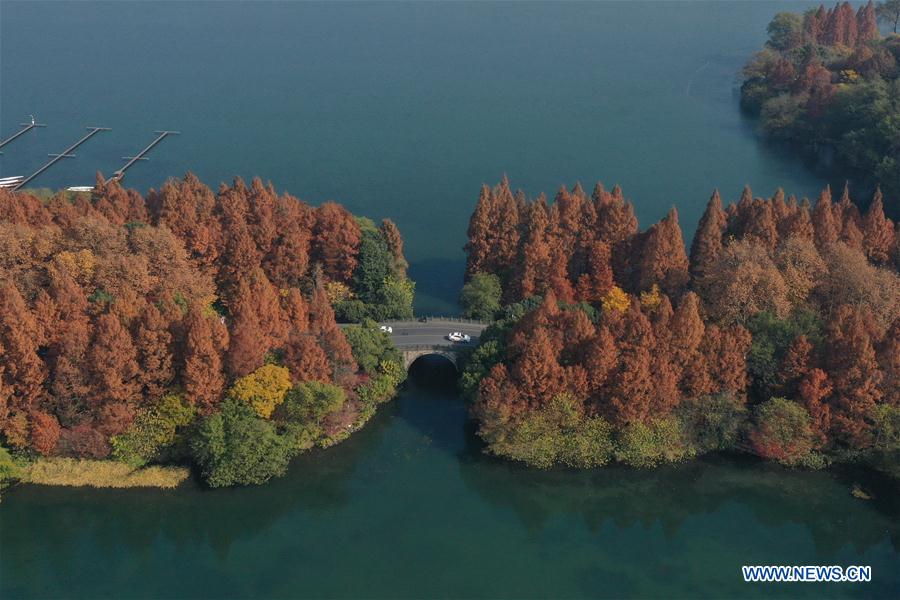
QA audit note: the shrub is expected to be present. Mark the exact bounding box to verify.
[356,374,397,405]
[869,404,900,478]
[614,418,696,468]
[557,416,615,469]
[483,394,614,469]
[276,381,348,450]
[749,397,817,466]
[677,393,748,454]
[0,445,23,489]
[111,393,195,467]
[228,364,292,418]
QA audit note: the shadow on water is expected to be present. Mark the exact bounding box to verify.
[457,447,900,554]
[0,399,400,569]
[407,256,467,316]
[397,354,477,458]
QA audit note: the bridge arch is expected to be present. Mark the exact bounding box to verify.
[402,348,459,371]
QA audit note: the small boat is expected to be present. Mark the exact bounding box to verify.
[66,186,94,192]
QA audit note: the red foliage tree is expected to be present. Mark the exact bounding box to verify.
[225,277,269,378]
[511,328,568,409]
[862,189,895,264]
[800,368,833,444]
[133,304,174,402]
[636,207,690,295]
[88,313,141,435]
[813,186,840,249]
[0,283,46,447]
[29,410,61,456]
[182,308,228,414]
[575,240,614,302]
[312,202,361,282]
[857,1,879,41]
[308,286,356,382]
[283,333,332,383]
[689,190,727,289]
[825,306,883,447]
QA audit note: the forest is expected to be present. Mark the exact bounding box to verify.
[459,177,900,475]
[741,1,900,219]
[0,174,412,488]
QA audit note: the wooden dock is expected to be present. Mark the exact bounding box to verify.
[12,127,110,191]
[0,120,46,153]
[107,130,179,183]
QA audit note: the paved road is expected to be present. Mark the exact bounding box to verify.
[383,319,488,349]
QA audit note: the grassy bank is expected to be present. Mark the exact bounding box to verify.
[24,458,190,489]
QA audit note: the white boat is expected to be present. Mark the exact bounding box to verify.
[66,186,94,192]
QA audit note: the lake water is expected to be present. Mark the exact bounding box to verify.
[2,2,898,598]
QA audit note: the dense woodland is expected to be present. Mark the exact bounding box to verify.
[460,177,900,473]
[0,174,411,487]
[741,1,900,218]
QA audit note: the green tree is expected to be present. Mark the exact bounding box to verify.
[460,272,502,320]
[767,12,804,50]
[877,0,900,33]
[343,319,401,375]
[352,229,394,303]
[373,276,414,320]
[191,398,294,487]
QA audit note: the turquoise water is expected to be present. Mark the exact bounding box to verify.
[2,2,898,598]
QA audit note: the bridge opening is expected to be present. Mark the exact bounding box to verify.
[408,354,458,389]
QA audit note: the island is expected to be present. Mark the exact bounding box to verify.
[0,174,413,489]
[459,177,899,475]
[740,1,900,218]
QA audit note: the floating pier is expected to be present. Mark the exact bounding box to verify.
[12,126,110,191]
[0,118,46,153]
[107,130,179,183]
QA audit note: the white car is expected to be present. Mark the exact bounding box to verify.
[380,325,393,334]
[448,331,471,343]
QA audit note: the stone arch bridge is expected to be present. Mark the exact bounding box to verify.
[383,318,488,370]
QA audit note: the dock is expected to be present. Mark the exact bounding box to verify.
[12,127,110,191]
[0,119,46,153]
[107,130,179,183]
